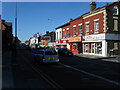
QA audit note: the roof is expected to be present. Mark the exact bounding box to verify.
[55,1,119,28]
[3,22,12,27]
[55,22,70,29]
[69,1,119,21]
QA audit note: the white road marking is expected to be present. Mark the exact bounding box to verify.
[59,63,120,86]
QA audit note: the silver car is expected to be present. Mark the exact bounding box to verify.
[34,49,59,63]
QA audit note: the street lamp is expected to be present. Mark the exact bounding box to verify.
[15,1,17,39]
[48,18,56,44]
[12,1,17,61]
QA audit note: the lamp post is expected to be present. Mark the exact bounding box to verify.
[15,1,17,39]
[48,18,56,46]
[12,1,17,61]
[14,1,17,56]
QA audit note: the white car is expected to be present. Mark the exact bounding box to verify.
[34,49,59,63]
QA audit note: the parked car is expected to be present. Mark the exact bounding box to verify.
[58,48,73,56]
[55,47,60,52]
[33,49,59,63]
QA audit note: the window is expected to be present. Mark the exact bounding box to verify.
[94,20,99,33]
[114,42,118,49]
[65,30,67,37]
[79,25,82,34]
[86,23,89,34]
[56,32,58,40]
[59,31,61,39]
[73,44,77,50]
[73,27,76,36]
[35,51,44,54]
[67,30,70,37]
[63,31,66,38]
[45,51,57,55]
[113,6,118,15]
[113,19,118,31]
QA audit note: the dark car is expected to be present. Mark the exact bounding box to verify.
[58,48,73,56]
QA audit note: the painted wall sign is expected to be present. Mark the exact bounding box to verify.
[68,37,81,42]
[83,34,105,41]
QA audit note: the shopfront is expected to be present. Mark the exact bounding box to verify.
[55,40,61,48]
[83,33,120,57]
[83,42,102,55]
[82,33,105,56]
[68,37,82,54]
[60,39,68,48]
[55,39,68,48]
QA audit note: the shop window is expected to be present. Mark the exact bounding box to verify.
[95,43,102,54]
[113,6,118,15]
[73,44,77,50]
[84,44,89,53]
[94,20,99,33]
[91,43,95,53]
[113,19,118,31]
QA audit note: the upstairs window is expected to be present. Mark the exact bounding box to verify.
[66,30,70,37]
[94,20,99,33]
[59,31,61,39]
[113,6,118,15]
[64,31,66,38]
[113,19,118,31]
[73,27,76,36]
[86,23,89,34]
[56,32,58,40]
[79,24,83,34]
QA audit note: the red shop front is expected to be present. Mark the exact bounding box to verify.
[68,37,82,54]
[55,39,68,48]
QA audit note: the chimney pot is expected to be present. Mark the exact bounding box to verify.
[90,0,96,12]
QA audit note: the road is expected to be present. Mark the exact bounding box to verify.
[15,49,120,88]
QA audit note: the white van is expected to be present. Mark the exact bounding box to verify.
[34,49,59,63]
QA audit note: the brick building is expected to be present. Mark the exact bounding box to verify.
[55,1,120,57]
[55,22,70,49]
[1,20,13,50]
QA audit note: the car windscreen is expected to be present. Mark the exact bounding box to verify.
[45,51,57,55]
[34,51,44,54]
[62,48,67,50]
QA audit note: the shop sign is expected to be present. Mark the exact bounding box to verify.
[62,40,68,44]
[41,36,51,42]
[68,37,81,42]
[83,34,105,41]
[56,41,59,43]
[38,40,48,45]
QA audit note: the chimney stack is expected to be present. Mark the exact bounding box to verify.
[46,31,49,35]
[70,18,73,21]
[2,19,5,22]
[90,0,96,12]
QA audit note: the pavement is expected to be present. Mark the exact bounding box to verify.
[74,53,120,63]
[2,50,52,89]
